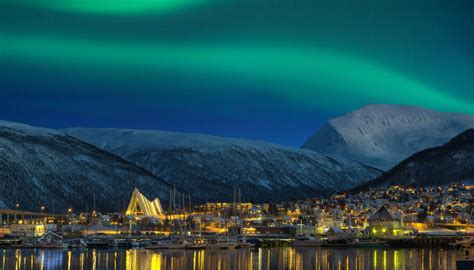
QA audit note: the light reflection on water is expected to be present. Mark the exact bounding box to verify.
[0,247,458,270]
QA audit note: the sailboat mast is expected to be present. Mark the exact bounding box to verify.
[173,186,176,213]
[182,193,185,213]
[168,190,172,215]
[92,187,96,213]
[188,193,191,211]
[233,186,236,218]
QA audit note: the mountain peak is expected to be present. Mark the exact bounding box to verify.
[302,104,474,170]
[352,103,425,111]
[0,120,62,137]
[448,128,474,143]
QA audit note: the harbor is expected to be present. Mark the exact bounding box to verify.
[0,184,472,268]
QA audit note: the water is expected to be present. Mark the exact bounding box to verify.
[0,247,459,270]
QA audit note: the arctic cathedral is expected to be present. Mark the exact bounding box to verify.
[125,188,164,219]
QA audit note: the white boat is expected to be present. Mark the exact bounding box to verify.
[291,235,324,247]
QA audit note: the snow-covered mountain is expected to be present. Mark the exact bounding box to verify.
[63,128,382,202]
[302,104,474,170]
[352,129,474,190]
[0,121,173,212]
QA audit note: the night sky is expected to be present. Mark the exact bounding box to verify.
[1,0,473,146]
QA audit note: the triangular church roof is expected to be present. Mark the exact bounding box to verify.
[368,205,395,221]
[126,188,164,218]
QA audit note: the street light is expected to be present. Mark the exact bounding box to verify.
[41,206,45,213]
[14,203,20,224]
[67,208,73,225]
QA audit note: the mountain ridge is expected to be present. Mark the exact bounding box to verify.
[63,127,382,202]
[0,120,174,212]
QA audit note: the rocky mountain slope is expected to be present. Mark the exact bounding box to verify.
[63,128,382,202]
[0,121,173,212]
[352,129,474,191]
[302,104,474,170]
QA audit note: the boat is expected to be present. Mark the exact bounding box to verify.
[116,237,140,248]
[146,236,188,250]
[349,239,387,247]
[66,239,87,249]
[321,242,349,247]
[236,236,255,249]
[83,238,110,248]
[10,239,36,249]
[291,235,324,247]
[83,237,115,248]
[236,242,253,248]
[37,242,69,249]
[207,236,238,249]
[36,231,68,249]
[145,240,188,250]
[117,240,139,248]
[186,239,207,249]
[451,237,474,270]
[137,239,152,247]
[0,238,22,248]
[183,235,207,249]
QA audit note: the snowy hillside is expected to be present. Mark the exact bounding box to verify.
[0,121,172,212]
[302,104,474,170]
[63,128,382,202]
[353,129,474,190]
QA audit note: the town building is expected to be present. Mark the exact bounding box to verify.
[366,205,404,237]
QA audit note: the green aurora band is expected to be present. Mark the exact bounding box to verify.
[2,34,473,113]
[0,0,207,14]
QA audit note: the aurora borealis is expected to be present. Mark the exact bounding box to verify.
[1,0,473,145]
